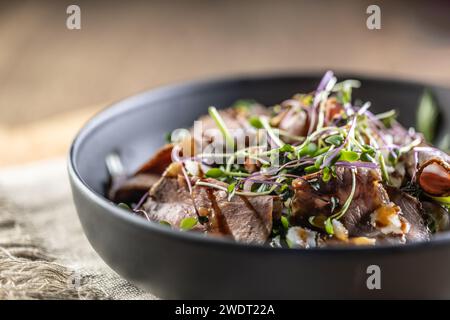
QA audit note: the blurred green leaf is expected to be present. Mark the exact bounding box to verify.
[417,89,439,143]
[232,99,257,110]
[438,133,450,153]
[248,116,263,129]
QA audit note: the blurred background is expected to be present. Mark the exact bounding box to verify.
[0,0,449,167]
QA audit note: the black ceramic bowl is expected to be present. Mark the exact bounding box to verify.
[69,73,450,299]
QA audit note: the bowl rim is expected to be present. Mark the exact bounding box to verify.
[68,71,450,255]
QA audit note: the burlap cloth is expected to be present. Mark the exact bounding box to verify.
[0,158,157,300]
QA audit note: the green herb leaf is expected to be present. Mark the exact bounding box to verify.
[180,217,198,230]
[305,165,319,174]
[313,146,331,157]
[331,165,338,178]
[159,220,171,227]
[376,109,397,128]
[298,143,318,157]
[281,216,289,230]
[232,99,256,110]
[325,134,344,146]
[164,132,172,143]
[322,167,331,182]
[286,237,294,249]
[227,182,237,200]
[341,89,351,104]
[388,149,399,165]
[426,194,450,206]
[279,144,295,153]
[325,218,334,235]
[279,184,289,194]
[361,152,375,163]
[362,145,376,157]
[248,116,263,129]
[338,150,359,162]
[227,182,236,193]
[378,153,391,184]
[417,89,439,142]
[314,155,324,168]
[118,203,131,210]
[205,168,224,178]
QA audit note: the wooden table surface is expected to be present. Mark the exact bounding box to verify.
[0,0,449,167]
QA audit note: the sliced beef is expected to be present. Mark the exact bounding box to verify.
[291,167,427,244]
[193,178,278,243]
[109,144,174,204]
[386,186,430,242]
[136,144,174,175]
[143,163,280,244]
[109,173,160,204]
[144,167,207,232]
[291,167,390,236]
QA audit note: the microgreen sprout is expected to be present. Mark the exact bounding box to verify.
[208,106,235,149]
